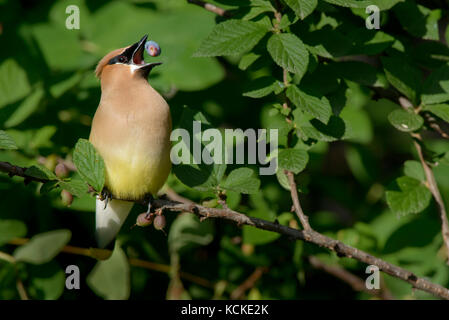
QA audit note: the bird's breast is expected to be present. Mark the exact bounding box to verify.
[89,89,171,200]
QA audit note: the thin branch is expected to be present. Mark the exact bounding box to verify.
[3,164,449,298]
[135,198,449,300]
[308,256,392,300]
[230,267,267,299]
[412,135,449,264]
[187,0,230,17]
[285,170,312,232]
[16,277,29,300]
[0,161,46,183]
[422,112,449,139]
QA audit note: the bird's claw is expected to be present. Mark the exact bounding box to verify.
[144,194,154,218]
[101,188,113,210]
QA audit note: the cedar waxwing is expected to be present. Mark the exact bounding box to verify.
[89,35,172,250]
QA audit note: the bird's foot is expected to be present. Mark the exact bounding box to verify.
[100,188,113,210]
[144,194,154,218]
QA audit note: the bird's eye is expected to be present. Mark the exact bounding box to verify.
[118,56,127,63]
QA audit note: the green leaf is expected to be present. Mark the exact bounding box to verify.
[381,56,422,104]
[243,77,284,98]
[394,3,441,41]
[278,148,309,174]
[0,220,27,246]
[193,20,268,57]
[284,0,317,20]
[14,230,71,264]
[267,33,309,77]
[403,160,425,182]
[240,0,275,20]
[323,0,369,8]
[72,139,105,192]
[87,246,130,300]
[286,85,332,124]
[4,86,44,128]
[0,59,31,108]
[239,52,261,70]
[25,164,58,181]
[386,176,432,216]
[330,61,388,88]
[422,104,449,123]
[172,107,226,192]
[27,262,65,300]
[294,109,347,142]
[221,168,261,194]
[0,130,18,150]
[388,109,424,132]
[59,179,89,198]
[168,214,214,254]
[421,64,449,105]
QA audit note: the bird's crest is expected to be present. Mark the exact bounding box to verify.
[95,48,125,78]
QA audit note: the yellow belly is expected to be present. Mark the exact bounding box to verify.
[100,146,171,201]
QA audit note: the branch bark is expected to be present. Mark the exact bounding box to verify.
[413,135,449,264]
[0,161,47,183]
[186,0,230,17]
[308,256,393,300]
[138,197,449,300]
[285,170,311,232]
[2,163,449,298]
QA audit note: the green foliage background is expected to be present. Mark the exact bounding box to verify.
[1,0,449,300]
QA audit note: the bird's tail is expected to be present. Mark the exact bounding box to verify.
[95,197,134,249]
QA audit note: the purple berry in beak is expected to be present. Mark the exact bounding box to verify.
[145,40,161,57]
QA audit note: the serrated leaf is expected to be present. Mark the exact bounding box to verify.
[381,56,422,104]
[386,176,432,216]
[286,85,332,123]
[0,130,18,150]
[72,139,105,192]
[87,246,130,300]
[403,160,425,182]
[193,20,268,57]
[59,179,89,198]
[14,230,71,264]
[267,33,309,77]
[25,164,58,181]
[243,77,284,98]
[278,148,309,174]
[388,109,424,132]
[422,104,449,123]
[0,220,27,246]
[221,167,260,194]
[284,0,317,20]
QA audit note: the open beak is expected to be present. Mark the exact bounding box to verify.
[129,35,162,74]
